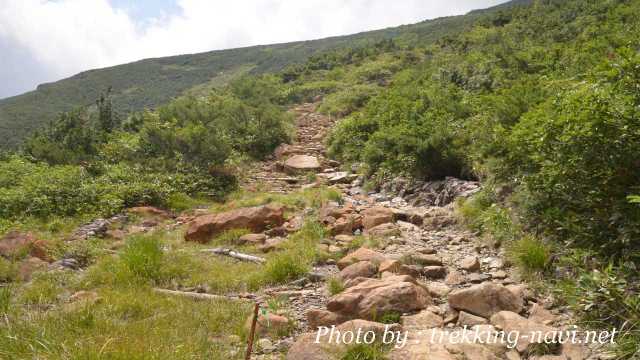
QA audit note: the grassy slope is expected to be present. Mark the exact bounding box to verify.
[0,0,528,149]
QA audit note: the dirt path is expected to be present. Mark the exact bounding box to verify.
[236,103,600,360]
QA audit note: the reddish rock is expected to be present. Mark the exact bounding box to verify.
[287,320,398,360]
[184,204,285,243]
[366,223,401,237]
[460,256,481,272]
[490,311,557,353]
[329,215,356,236]
[411,254,443,266]
[448,283,523,318]
[306,309,349,329]
[327,275,431,319]
[0,231,50,262]
[336,247,386,270]
[361,206,394,230]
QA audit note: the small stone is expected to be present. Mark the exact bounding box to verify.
[239,233,267,245]
[422,266,446,279]
[457,311,488,327]
[467,273,491,283]
[410,254,442,266]
[402,310,443,329]
[426,282,451,298]
[257,338,276,353]
[529,303,556,325]
[490,270,508,279]
[418,247,436,254]
[445,270,465,285]
[460,256,481,272]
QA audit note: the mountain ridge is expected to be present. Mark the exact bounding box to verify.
[0,0,529,149]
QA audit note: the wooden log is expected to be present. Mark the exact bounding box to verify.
[251,176,300,183]
[200,248,266,263]
[153,288,251,302]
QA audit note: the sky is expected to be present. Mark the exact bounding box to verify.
[0,0,508,99]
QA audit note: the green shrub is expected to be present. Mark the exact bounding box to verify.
[557,261,640,358]
[506,50,640,254]
[509,235,550,273]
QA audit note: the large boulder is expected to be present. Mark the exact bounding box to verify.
[284,155,321,173]
[184,204,285,243]
[0,231,50,262]
[336,247,386,270]
[448,282,523,318]
[327,275,431,319]
[287,320,397,360]
[361,207,394,230]
[490,311,557,353]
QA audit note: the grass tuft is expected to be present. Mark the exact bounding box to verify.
[509,235,550,273]
[327,277,345,295]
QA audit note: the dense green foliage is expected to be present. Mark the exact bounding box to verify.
[0,0,521,150]
[0,79,291,224]
[327,0,640,256]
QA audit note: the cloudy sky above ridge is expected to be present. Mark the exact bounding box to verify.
[0,0,508,99]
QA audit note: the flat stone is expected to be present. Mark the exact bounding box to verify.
[448,283,523,318]
[336,247,386,270]
[460,256,481,272]
[402,310,444,329]
[238,233,267,245]
[410,254,442,266]
[457,311,488,327]
[284,155,321,173]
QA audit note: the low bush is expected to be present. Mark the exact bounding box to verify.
[508,235,551,273]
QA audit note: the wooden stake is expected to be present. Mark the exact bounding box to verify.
[245,302,260,360]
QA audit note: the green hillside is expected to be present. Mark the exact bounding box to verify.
[0,0,527,149]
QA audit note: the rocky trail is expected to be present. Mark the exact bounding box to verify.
[8,102,605,359]
[233,103,604,360]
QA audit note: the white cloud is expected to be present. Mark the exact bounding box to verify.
[0,0,507,98]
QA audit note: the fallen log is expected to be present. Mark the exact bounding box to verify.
[200,248,266,263]
[153,288,252,302]
[251,176,300,183]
